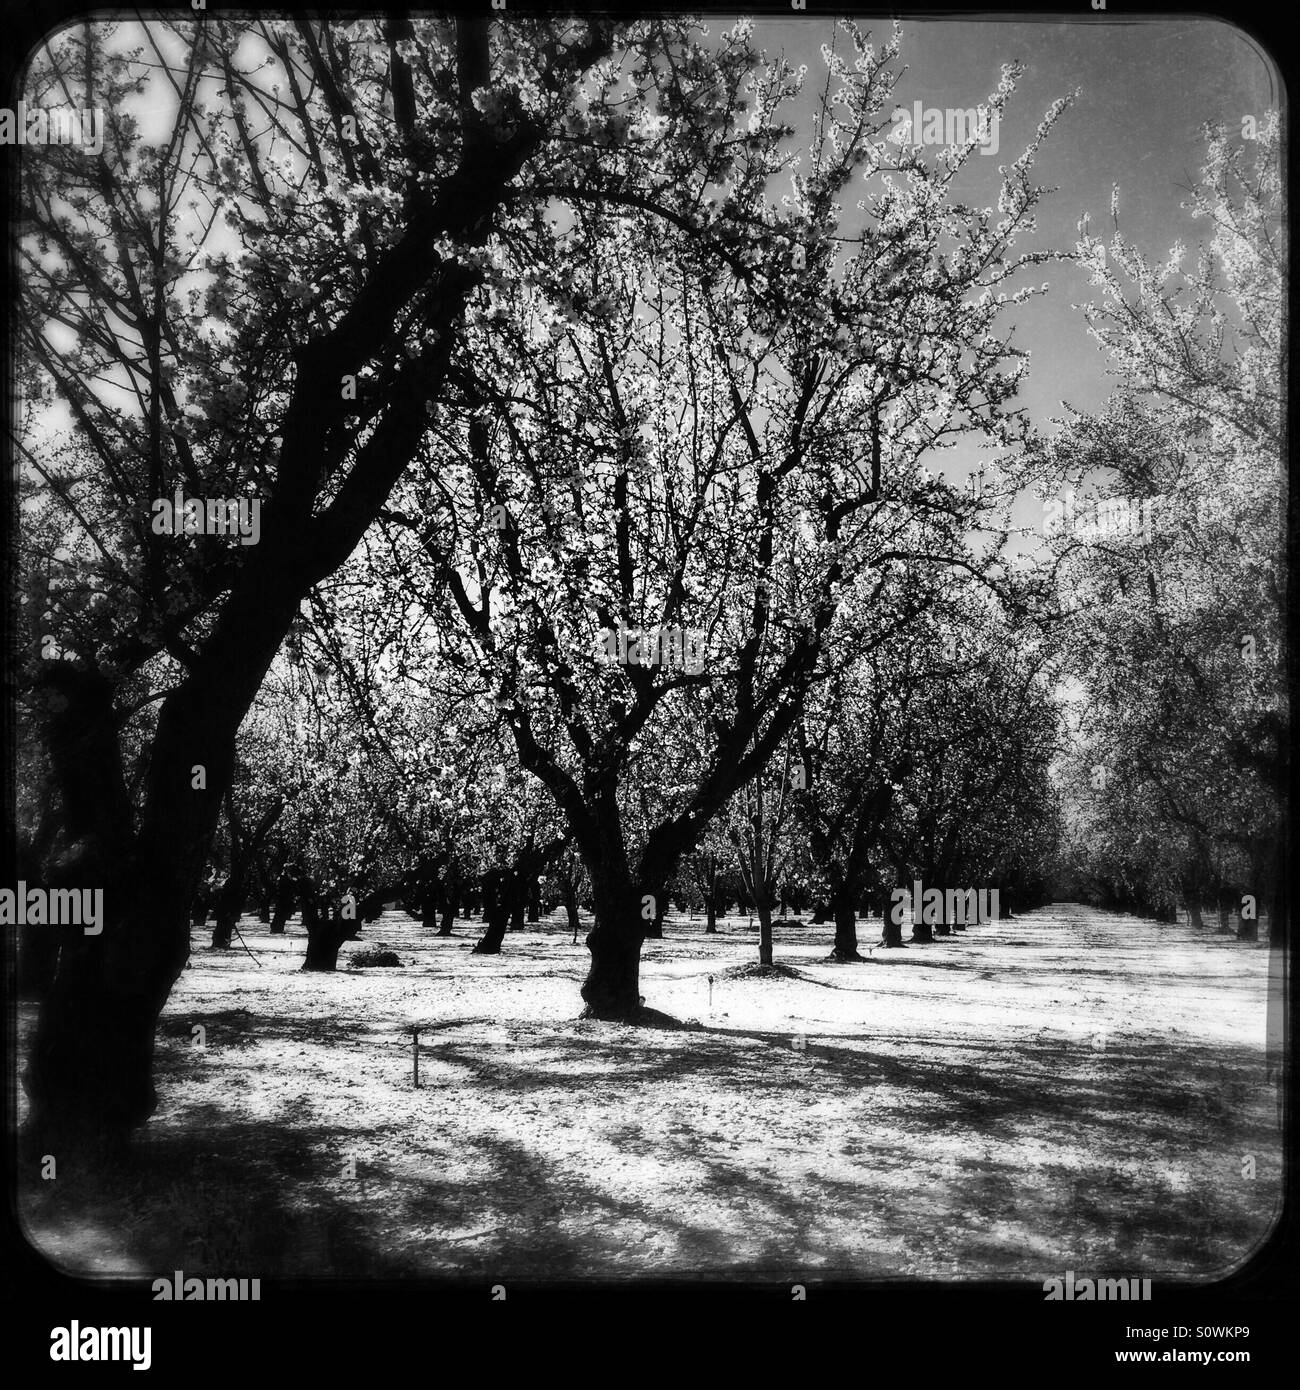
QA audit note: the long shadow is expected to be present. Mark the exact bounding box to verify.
[17,937,1280,1286]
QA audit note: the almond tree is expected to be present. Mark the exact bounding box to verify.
[725,740,801,966]
[388,24,1072,1017]
[18,12,797,1149]
[1020,116,1284,928]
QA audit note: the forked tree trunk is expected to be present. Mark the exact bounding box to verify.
[302,908,350,971]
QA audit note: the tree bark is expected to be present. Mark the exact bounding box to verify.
[210,887,238,950]
[828,879,863,961]
[910,889,934,944]
[880,908,904,948]
[24,663,242,1153]
[580,867,644,1019]
[560,873,581,941]
[473,870,511,954]
[437,870,457,936]
[302,908,350,971]
[421,884,439,934]
[270,875,294,934]
[507,856,527,931]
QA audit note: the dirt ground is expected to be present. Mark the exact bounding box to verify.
[18,903,1283,1286]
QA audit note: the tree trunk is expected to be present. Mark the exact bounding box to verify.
[18,921,60,1000]
[24,665,235,1154]
[580,868,644,1019]
[421,885,439,934]
[437,872,456,936]
[302,909,349,971]
[270,877,294,934]
[831,903,863,960]
[880,899,904,948]
[473,871,511,954]
[210,904,236,950]
[910,886,934,943]
[829,879,863,961]
[811,902,826,924]
[527,876,541,924]
[934,891,951,936]
[1187,901,1204,928]
[705,896,718,934]
[758,895,774,966]
[643,895,665,940]
[560,875,581,942]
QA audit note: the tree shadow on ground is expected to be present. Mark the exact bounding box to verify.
[17,954,1280,1285]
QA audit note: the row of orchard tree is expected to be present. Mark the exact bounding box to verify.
[13,15,1282,1154]
[102,571,1058,975]
[1027,114,1285,932]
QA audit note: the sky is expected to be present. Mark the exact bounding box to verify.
[750,12,1280,534]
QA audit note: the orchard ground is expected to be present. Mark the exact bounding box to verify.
[19,904,1282,1284]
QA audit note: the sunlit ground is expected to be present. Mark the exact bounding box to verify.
[18,903,1282,1285]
